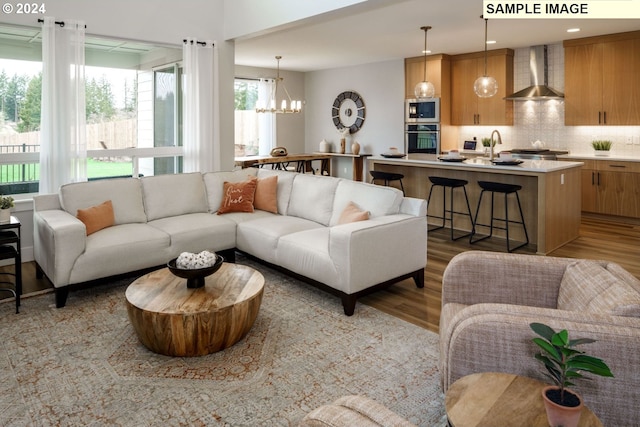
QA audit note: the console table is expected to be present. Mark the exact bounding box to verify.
[445,372,602,427]
[235,153,332,175]
[313,152,372,181]
[0,216,22,313]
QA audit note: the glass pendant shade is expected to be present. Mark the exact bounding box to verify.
[415,26,435,100]
[414,81,436,99]
[474,17,498,98]
[474,75,498,98]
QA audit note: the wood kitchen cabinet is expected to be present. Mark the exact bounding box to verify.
[450,48,514,126]
[576,159,640,218]
[404,54,450,100]
[564,31,640,125]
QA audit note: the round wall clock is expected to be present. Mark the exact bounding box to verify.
[331,91,365,133]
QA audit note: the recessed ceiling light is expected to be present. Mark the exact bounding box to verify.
[486,40,497,45]
[422,50,432,54]
[567,28,580,33]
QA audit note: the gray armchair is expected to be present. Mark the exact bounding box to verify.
[439,251,640,427]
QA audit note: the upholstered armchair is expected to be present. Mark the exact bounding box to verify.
[439,251,640,427]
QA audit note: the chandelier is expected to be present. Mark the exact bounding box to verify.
[256,56,302,114]
[473,16,498,98]
[414,26,435,100]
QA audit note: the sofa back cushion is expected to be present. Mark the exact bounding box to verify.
[558,260,640,318]
[59,178,146,225]
[141,173,208,221]
[203,169,258,212]
[287,174,340,226]
[329,180,403,226]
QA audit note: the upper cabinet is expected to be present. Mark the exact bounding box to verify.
[564,31,640,125]
[450,49,514,126]
[405,54,451,125]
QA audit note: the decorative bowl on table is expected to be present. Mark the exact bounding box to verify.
[167,252,224,288]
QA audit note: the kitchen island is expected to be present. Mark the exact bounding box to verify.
[369,155,584,254]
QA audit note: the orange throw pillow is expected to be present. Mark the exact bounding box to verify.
[338,201,370,225]
[217,177,258,214]
[254,175,278,213]
[77,200,115,235]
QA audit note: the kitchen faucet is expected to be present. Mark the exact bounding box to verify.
[489,129,503,161]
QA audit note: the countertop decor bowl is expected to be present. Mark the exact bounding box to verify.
[167,254,224,288]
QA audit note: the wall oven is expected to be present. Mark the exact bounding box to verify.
[405,123,440,154]
[405,98,440,123]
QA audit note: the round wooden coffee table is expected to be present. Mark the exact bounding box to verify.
[445,372,602,427]
[125,263,264,357]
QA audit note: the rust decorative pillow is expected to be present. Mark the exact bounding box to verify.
[254,175,278,213]
[337,201,370,225]
[77,200,115,235]
[217,177,258,214]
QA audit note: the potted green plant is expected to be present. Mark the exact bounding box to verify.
[481,137,495,155]
[591,140,612,156]
[0,195,14,223]
[530,322,613,427]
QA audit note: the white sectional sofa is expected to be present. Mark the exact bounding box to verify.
[33,168,428,314]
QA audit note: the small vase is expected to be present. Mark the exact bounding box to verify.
[594,150,610,157]
[351,141,361,155]
[0,208,10,224]
[340,138,346,154]
[319,139,331,153]
[541,386,583,427]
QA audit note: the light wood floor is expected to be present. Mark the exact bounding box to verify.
[3,215,639,333]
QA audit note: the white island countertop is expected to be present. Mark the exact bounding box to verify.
[369,155,583,174]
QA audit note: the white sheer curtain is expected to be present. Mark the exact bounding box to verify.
[257,78,276,156]
[182,38,219,173]
[39,17,87,194]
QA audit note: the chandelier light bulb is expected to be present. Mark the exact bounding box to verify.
[474,75,498,98]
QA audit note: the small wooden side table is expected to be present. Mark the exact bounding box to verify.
[445,372,602,427]
[0,215,22,313]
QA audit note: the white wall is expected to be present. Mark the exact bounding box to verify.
[304,59,405,177]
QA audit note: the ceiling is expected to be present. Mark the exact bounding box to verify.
[234,0,640,72]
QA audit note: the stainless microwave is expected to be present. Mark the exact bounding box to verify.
[405,98,440,123]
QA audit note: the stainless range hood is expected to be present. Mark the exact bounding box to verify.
[505,45,564,100]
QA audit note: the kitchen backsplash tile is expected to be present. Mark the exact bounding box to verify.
[460,44,640,157]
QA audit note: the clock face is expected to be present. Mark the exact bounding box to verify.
[331,91,365,133]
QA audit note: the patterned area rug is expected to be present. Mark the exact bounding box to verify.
[0,259,446,426]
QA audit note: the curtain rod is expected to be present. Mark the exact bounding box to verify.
[183,39,214,47]
[37,18,86,29]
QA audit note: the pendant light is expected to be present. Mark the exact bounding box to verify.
[473,16,498,98]
[256,56,302,114]
[414,26,435,100]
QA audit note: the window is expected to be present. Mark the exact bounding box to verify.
[0,25,184,195]
[234,79,259,156]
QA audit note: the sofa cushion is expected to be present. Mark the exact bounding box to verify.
[287,174,340,226]
[141,173,208,221]
[76,200,115,235]
[254,175,278,213]
[329,180,403,226]
[217,177,258,214]
[337,201,370,225]
[203,169,259,212]
[147,213,237,255]
[236,216,323,264]
[59,178,146,225]
[558,260,640,317]
[68,223,171,284]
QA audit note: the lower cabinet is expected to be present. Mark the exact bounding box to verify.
[579,159,640,218]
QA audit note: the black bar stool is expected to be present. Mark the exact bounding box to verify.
[426,176,474,240]
[370,171,405,195]
[470,180,529,252]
